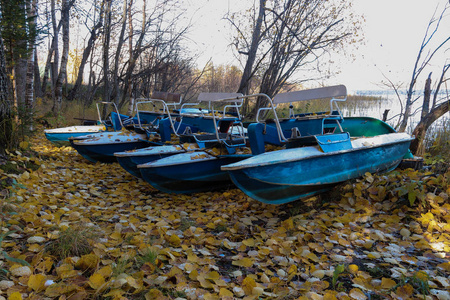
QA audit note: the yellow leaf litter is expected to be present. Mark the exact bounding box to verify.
[0,128,449,299]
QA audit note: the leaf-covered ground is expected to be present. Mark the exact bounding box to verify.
[1,130,450,300]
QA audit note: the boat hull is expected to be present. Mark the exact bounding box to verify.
[44,125,105,146]
[138,152,250,194]
[223,133,413,204]
[71,131,151,163]
[115,145,187,177]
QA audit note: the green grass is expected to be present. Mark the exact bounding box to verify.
[178,217,196,231]
[46,225,100,259]
[135,247,158,268]
[393,271,430,298]
[111,257,133,276]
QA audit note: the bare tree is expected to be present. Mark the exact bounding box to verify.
[110,0,129,104]
[395,2,450,132]
[229,0,361,118]
[232,0,266,96]
[40,4,61,97]
[410,62,450,154]
[52,0,72,114]
[118,0,189,109]
[25,0,37,128]
[0,30,12,152]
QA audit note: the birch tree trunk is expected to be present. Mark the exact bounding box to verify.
[52,0,70,114]
[102,0,112,104]
[25,0,37,129]
[0,31,12,152]
[125,0,134,111]
[111,0,128,104]
[50,0,59,93]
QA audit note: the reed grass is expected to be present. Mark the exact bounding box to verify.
[423,117,450,162]
[36,100,129,128]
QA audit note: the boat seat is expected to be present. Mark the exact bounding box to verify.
[279,118,323,136]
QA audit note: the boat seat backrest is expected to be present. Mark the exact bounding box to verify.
[137,111,164,125]
[315,132,352,152]
[110,112,123,131]
[248,123,284,155]
[279,118,324,137]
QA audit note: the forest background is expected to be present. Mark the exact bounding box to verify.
[0,0,449,156]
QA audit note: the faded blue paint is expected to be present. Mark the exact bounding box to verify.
[222,134,413,205]
[315,132,352,152]
[45,129,102,147]
[138,152,250,194]
[115,146,186,177]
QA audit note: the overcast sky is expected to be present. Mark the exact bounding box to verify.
[185,0,449,92]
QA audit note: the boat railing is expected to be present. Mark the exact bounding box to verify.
[134,99,177,134]
[271,85,347,142]
[96,101,127,131]
[197,92,244,119]
[134,97,178,114]
[202,93,245,151]
[178,93,246,153]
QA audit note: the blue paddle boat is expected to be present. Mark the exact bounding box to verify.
[137,93,252,192]
[44,102,134,146]
[134,90,342,193]
[135,89,353,193]
[70,95,183,163]
[221,85,414,204]
[115,92,245,178]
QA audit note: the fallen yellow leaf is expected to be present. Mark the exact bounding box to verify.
[88,273,106,290]
[232,257,253,268]
[27,274,47,292]
[242,276,256,295]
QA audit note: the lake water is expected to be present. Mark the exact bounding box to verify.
[343,90,450,134]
